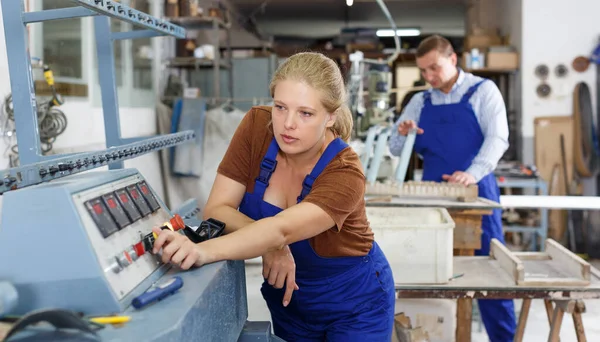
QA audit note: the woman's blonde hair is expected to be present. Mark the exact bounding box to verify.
[269,52,353,142]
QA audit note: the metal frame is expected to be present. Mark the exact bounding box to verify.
[497,177,549,251]
[0,131,194,195]
[0,0,187,174]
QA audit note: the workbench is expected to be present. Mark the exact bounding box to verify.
[396,257,600,342]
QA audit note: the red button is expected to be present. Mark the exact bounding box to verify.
[134,242,145,257]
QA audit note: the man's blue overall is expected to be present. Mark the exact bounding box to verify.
[413,80,516,341]
[239,137,396,341]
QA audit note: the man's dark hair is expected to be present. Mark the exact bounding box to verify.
[416,35,455,58]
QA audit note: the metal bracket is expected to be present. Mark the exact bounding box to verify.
[0,131,195,195]
[72,0,185,38]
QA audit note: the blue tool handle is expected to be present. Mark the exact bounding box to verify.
[0,281,18,317]
[132,276,183,309]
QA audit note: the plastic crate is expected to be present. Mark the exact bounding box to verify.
[366,207,455,284]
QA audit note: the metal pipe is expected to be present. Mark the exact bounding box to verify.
[375,0,400,65]
[366,127,390,183]
[394,129,416,184]
[360,126,378,171]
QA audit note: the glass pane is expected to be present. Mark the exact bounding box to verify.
[132,0,153,90]
[42,0,82,79]
[111,18,124,87]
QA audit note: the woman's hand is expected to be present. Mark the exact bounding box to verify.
[152,227,206,270]
[262,245,299,307]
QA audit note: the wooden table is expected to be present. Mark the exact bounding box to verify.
[395,257,600,342]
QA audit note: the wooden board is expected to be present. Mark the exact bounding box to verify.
[365,196,501,210]
[366,181,479,202]
[449,210,484,250]
[534,116,574,240]
[490,238,591,286]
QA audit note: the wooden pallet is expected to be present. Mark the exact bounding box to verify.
[490,238,591,286]
[366,181,479,202]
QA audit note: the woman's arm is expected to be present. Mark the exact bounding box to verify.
[199,201,335,264]
[203,173,254,233]
[153,152,365,271]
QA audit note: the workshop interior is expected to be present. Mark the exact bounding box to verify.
[0,0,600,341]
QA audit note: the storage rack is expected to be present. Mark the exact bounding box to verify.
[497,177,549,251]
[0,0,194,193]
[165,15,233,99]
[468,69,521,162]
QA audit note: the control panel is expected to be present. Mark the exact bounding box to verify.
[73,174,170,301]
[0,168,202,315]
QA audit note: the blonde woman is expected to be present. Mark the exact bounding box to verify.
[153,52,395,341]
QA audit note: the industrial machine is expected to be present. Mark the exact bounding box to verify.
[0,1,281,341]
[346,0,399,139]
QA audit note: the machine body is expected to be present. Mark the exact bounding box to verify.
[0,169,172,315]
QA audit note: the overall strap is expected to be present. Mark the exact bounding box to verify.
[460,79,487,103]
[297,138,349,203]
[422,90,433,106]
[254,137,279,198]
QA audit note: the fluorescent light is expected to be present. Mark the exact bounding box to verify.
[376,29,421,37]
[346,0,353,6]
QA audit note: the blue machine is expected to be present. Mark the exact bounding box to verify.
[0,1,282,341]
[0,169,278,341]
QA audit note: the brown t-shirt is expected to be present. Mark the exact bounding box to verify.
[217,106,374,257]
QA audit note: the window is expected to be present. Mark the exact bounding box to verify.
[30,0,158,107]
[92,0,156,107]
[39,0,83,82]
[132,1,153,90]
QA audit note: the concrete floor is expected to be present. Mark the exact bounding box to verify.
[244,260,600,341]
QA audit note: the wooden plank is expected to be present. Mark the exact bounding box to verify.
[548,305,565,342]
[519,278,589,287]
[573,312,587,342]
[546,239,591,281]
[455,298,472,342]
[490,238,524,283]
[514,299,532,342]
[365,196,501,210]
[449,208,493,216]
[450,211,482,250]
[513,252,551,260]
[572,300,587,342]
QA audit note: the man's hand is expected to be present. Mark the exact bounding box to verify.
[397,120,424,136]
[262,245,299,307]
[442,171,476,186]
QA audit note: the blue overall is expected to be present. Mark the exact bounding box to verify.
[414,80,516,342]
[239,137,396,341]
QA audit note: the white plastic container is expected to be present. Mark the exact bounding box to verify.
[395,298,456,342]
[366,207,455,284]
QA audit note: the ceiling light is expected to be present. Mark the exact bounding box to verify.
[346,0,353,6]
[376,29,421,37]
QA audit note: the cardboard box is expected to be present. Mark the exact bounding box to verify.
[486,51,518,69]
[464,33,502,50]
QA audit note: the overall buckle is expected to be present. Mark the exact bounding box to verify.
[256,158,277,185]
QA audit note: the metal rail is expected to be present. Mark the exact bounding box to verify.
[0,131,195,195]
[1,0,186,170]
[72,0,185,38]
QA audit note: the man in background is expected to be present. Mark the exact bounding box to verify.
[388,35,515,341]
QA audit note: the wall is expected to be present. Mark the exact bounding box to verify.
[0,4,165,217]
[519,0,599,166]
